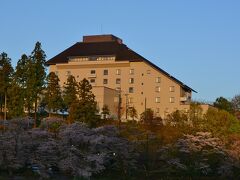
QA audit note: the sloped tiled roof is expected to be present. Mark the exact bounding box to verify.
[46,41,145,65]
[46,35,196,92]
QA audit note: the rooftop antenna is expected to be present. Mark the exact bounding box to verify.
[100,24,103,34]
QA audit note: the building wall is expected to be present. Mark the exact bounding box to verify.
[49,59,191,120]
[91,86,119,118]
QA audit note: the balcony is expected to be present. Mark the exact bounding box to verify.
[180,97,188,102]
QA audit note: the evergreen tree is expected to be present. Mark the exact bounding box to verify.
[78,78,99,127]
[78,78,95,104]
[15,54,29,88]
[63,75,78,109]
[44,72,64,117]
[68,100,79,124]
[0,52,14,119]
[15,54,32,115]
[69,78,99,127]
[8,80,25,118]
[29,42,46,126]
[213,97,233,113]
[140,108,154,124]
[128,106,138,121]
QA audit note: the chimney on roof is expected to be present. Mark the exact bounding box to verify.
[83,34,122,44]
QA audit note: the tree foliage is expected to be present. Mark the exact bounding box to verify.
[0,52,14,116]
[128,106,138,121]
[15,54,32,113]
[68,78,99,127]
[213,96,233,113]
[28,42,47,125]
[44,72,64,115]
[62,75,78,109]
[7,80,25,118]
[140,108,154,124]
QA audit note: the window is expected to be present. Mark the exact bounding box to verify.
[155,97,160,103]
[129,69,134,75]
[155,77,161,83]
[103,69,108,75]
[156,108,160,113]
[170,97,175,103]
[77,75,80,78]
[116,69,121,75]
[103,79,108,84]
[90,70,96,74]
[169,86,175,92]
[141,92,143,95]
[129,78,134,84]
[155,86,161,92]
[116,78,121,84]
[129,87,134,93]
[147,70,151,74]
[90,79,95,83]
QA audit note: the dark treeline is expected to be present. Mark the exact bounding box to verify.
[0,42,101,128]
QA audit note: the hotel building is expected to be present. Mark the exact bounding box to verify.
[46,35,196,120]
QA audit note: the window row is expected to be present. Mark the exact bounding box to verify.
[63,71,163,84]
[90,69,134,75]
[91,78,135,85]
[155,97,175,103]
[68,69,164,78]
[126,97,176,105]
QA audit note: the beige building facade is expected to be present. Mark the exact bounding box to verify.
[46,35,196,120]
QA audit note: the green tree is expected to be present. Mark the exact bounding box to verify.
[63,75,78,109]
[0,52,14,119]
[78,78,95,103]
[77,78,99,127]
[14,54,32,115]
[203,108,237,137]
[68,78,99,127]
[15,54,29,88]
[8,80,25,118]
[128,106,138,121]
[189,102,203,127]
[28,42,47,126]
[68,100,79,124]
[140,108,154,124]
[213,96,233,113]
[101,104,110,120]
[44,72,64,117]
[166,110,188,127]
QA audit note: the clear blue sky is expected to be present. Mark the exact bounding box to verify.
[0,0,239,102]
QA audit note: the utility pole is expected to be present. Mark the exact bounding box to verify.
[3,90,6,131]
[4,90,6,121]
[0,63,7,128]
[117,90,122,129]
[144,97,147,123]
[125,93,128,120]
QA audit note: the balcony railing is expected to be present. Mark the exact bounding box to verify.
[180,97,188,102]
